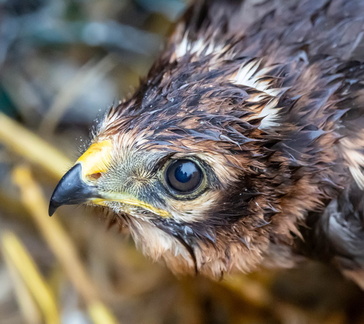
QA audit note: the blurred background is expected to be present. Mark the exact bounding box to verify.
[0,0,364,323]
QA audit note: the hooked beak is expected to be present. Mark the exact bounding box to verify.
[48,140,113,216]
[48,163,100,216]
[48,139,171,218]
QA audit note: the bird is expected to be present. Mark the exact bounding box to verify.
[49,0,364,288]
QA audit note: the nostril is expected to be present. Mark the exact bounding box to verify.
[88,172,102,180]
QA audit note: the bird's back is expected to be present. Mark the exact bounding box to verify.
[179,0,364,284]
[259,0,364,286]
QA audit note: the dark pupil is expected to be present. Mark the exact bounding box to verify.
[175,163,194,183]
[167,160,202,193]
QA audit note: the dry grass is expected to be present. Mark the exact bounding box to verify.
[0,1,364,323]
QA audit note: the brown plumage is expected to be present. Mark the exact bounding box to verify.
[49,0,364,288]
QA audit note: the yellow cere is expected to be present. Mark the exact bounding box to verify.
[76,140,113,180]
[77,140,170,218]
[91,194,171,218]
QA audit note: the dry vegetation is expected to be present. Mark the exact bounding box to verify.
[0,0,364,323]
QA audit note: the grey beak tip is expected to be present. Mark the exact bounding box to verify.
[49,186,64,216]
[48,201,58,217]
[48,163,100,216]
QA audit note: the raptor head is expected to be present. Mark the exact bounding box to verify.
[49,1,342,277]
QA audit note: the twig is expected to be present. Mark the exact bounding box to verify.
[0,112,71,180]
[2,232,60,324]
[12,164,119,324]
[220,274,272,309]
[39,55,116,136]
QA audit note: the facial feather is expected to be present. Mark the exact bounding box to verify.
[87,39,343,275]
[50,0,364,286]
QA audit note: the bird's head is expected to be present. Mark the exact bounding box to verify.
[49,2,339,277]
[50,52,329,277]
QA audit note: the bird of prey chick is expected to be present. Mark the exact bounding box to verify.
[49,0,364,288]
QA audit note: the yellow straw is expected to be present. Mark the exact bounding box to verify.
[0,112,71,180]
[12,165,118,324]
[2,232,60,324]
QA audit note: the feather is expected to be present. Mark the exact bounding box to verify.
[51,0,364,285]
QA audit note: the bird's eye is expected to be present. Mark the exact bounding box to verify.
[165,159,203,194]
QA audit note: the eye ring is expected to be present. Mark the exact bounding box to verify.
[165,159,203,194]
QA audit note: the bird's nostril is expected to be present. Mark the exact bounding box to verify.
[88,172,102,180]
